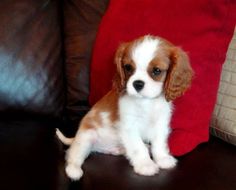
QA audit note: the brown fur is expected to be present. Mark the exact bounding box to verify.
[113,43,129,92]
[148,54,169,82]
[164,47,193,101]
[113,36,193,101]
[93,90,119,123]
[80,90,119,130]
[85,35,193,131]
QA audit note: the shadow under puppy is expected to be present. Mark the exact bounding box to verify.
[57,35,193,180]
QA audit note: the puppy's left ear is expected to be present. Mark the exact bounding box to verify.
[164,47,194,101]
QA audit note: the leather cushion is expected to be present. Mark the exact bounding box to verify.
[0,0,64,117]
[63,0,109,128]
[0,116,66,190]
[71,137,236,190]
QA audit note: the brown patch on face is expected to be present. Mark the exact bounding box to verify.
[113,42,137,93]
[147,40,172,82]
[122,54,136,80]
[148,57,169,82]
[147,37,193,101]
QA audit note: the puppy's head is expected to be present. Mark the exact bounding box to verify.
[113,35,193,101]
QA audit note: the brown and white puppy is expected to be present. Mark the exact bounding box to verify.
[57,35,193,180]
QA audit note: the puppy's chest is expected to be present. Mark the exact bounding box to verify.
[118,96,167,134]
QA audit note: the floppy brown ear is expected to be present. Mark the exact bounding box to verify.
[113,43,128,92]
[164,47,194,101]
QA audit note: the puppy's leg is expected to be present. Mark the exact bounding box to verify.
[151,118,177,169]
[121,130,159,176]
[93,127,125,156]
[65,129,97,180]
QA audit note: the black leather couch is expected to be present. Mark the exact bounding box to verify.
[0,1,235,190]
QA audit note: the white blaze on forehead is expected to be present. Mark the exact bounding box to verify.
[131,36,160,69]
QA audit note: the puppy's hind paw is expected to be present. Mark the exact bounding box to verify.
[66,164,83,180]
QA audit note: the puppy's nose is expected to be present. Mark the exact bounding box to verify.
[133,80,145,92]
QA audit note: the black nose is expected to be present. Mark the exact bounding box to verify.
[133,80,145,92]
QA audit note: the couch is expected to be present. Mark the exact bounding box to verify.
[0,1,235,190]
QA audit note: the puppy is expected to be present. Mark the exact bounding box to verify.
[57,35,193,180]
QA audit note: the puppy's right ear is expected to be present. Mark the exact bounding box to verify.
[113,43,128,92]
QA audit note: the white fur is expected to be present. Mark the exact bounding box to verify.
[92,112,123,155]
[57,35,177,180]
[65,129,97,180]
[127,36,163,98]
[132,35,160,69]
[56,129,73,145]
[118,94,176,175]
[63,112,124,180]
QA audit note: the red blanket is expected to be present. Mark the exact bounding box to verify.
[89,0,236,156]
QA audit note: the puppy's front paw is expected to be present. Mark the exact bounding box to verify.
[156,155,177,169]
[66,164,83,180]
[134,160,159,176]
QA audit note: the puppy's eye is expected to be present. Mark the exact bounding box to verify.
[152,67,162,76]
[123,64,133,73]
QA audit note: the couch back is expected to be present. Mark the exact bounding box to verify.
[0,0,65,118]
[63,0,109,131]
[0,0,109,132]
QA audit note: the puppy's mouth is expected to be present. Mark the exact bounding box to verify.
[129,92,143,98]
[126,90,160,99]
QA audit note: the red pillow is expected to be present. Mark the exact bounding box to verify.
[89,0,236,156]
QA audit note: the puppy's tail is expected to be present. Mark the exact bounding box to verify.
[56,129,74,145]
